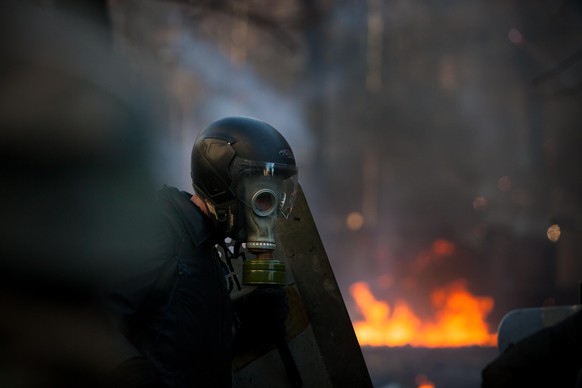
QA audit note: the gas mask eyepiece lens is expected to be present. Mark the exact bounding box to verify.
[251,189,278,216]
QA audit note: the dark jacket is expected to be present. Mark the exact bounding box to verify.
[109,186,233,387]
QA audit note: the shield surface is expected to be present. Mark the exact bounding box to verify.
[219,184,373,387]
[497,304,582,353]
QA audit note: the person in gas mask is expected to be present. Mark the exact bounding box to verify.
[108,116,298,387]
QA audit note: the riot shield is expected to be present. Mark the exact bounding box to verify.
[220,184,373,387]
[497,304,582,353]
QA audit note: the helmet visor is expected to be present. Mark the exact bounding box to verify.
[233,159,298,219]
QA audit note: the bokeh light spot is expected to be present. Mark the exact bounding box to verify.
[347,211,365,231]
[508,28,523,44]
[472,196,488,211]
[497,176,512,192]
[547,224,561,243]
[432,239,455,256]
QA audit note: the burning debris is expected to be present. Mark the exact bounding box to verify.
[350,279,497,348]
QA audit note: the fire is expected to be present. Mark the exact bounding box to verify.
[416,375,435,388]
[350,279,497,347]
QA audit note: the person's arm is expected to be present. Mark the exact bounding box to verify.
[104,197,181,387]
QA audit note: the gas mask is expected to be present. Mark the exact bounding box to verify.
[234,159,297,285]
[190,117,299,284]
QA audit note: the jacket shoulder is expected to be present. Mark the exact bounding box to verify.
[157,185,212,246]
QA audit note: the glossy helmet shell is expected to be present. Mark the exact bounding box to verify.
[191,116,296,232]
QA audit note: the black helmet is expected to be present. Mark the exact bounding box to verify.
[191,116,298,235]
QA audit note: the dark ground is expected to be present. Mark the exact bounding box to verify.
[362,346,498,388]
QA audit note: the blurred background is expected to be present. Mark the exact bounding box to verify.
[23,0,582,387]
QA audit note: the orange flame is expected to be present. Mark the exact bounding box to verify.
[350,280,497,347]
[416,375,435,388]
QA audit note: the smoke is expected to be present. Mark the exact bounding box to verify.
[110,0,582,323]
[110,2,316,191]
